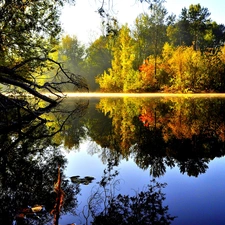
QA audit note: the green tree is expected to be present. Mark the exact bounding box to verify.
[133,0,168,73]
[56,35,86,91]
[203,22,225,49]
[133,13,153,69]
[167,16,193,47]
[148,0,168,77]
[180,4,211,50]
[84,36,112,91]
[96,25,140,92]
[0,0,87,108]
[167,5,225,51]
[59,35,85,74]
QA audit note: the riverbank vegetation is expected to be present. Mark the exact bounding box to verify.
[1,0,225,106]
[0,0,88,111]
[55,1,225,93]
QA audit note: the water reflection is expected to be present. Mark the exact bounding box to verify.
[1,95,225,224]
[92,97,225,177]
[0,99,87,225]
[60,96,225,224]
[86,159,176,225]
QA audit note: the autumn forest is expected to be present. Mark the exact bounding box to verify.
[52,2,225,93]
[1,1,225,224]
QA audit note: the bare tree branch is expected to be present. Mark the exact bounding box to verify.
[0,56,89,105]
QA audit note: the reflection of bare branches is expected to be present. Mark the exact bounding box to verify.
[0,99,89,162]
[51,100,89,134]
[90,178,176,225]
[86,141,102,155]
[80,158,120,224]
[79,158,176,225]
[0,101,54,134]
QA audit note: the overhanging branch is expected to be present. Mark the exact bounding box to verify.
[0,56,89,104]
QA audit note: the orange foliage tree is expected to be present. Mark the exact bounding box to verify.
[139,57,158,91]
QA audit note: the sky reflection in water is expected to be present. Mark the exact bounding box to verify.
[3,95,225,224]
[63,145,225,225]
[60,94,225,225]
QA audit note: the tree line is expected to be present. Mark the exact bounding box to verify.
[55,1,225,93]
[1,0,225,108]
[50,97,225,178]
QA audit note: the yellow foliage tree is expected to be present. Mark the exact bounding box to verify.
[162,44,203,92]
[96,24,141,92]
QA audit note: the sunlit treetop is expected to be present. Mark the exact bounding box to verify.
[0,0,75,63]
[0,0,88,106]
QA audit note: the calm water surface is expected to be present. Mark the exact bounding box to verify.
[1,94,225,225]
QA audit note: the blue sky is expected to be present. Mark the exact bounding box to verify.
[60,0,225,45]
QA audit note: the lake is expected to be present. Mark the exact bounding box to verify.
[1,94,225,225]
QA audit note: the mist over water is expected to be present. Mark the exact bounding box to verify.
[64,92,225,98]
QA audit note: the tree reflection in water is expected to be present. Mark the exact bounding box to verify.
[2,95,225,224]
[0,99,87,225]
[94,97,225,177]
[80,159,176,225]
[0,96,177,225]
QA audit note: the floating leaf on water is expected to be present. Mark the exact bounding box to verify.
[31,205,45,213]
[70,175,95,185]
[81,177,95,185]
[82,180,90,185]
[70,176,80,183]
[79,178,86,183]
[14,204,45,222]
[70,176,80,179]
[84,176,95,181]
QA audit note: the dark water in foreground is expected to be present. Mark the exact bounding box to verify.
[1,95,225,225]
